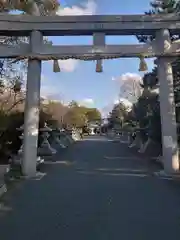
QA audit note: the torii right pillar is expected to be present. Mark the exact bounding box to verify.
[156,29,179,174]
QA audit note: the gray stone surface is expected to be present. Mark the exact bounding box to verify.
[0,136,180,240]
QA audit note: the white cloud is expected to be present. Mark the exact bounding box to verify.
[114,98,132,106]
[22,79,61,101]
[58,59,78,72]
[49,59,78,72]
[101,98,133,118]
[120,73,142,83]
[113,72,142,103]
[113,99,119,105]
[101,73,142,117]
[101,104,114,117]
[113,73,142,84]
[120,98,132,107]
[83,98,94,104]
[80,98,94,106]
[40,85,60,99]
[56,0,97,16]
[113,98,133,111]
[40,76,65,101]
[56,1,97,72]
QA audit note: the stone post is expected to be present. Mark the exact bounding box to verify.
[156,29,179,174]
[22,31,42,177]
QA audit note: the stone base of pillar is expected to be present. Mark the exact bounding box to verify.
[38,139,57,156]
[162,153,179,174]
[129,142,136,148]
[129,134,142,149]
[66,134,75,143]
[54,137,67,148]
[20,171,46,180]
[138,143,145,153]
[119,132,129,143]
[14,148,44,171]
[154,170,180,179]
[0,184,7,198]
[138,138,151,153]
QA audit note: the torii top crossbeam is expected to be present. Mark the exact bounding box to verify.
[0,13,180,36]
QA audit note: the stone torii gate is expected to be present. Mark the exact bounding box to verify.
[0,13,180,177]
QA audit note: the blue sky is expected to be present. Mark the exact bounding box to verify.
[41,0,154,115]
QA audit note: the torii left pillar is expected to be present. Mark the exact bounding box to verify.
[22,31,42,177]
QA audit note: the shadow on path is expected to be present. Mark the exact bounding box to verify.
[0,136,180,240]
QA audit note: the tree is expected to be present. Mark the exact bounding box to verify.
[135,0,180,144]
[0,76,25,130]
[0,0,59,15]
[137,0,180,43]
[119,75,142,103]
[64,106,88,128]
[85,108,101,123]
[63,103,101,128]
[68,100,79,108]
[42,100,69,126]
[108,102,129,128]
[0,77,25,113]
[0,0,59,85]
[0,0,60,130]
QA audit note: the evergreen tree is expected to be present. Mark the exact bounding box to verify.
[135,0,180,144]
[0,0,59,79]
